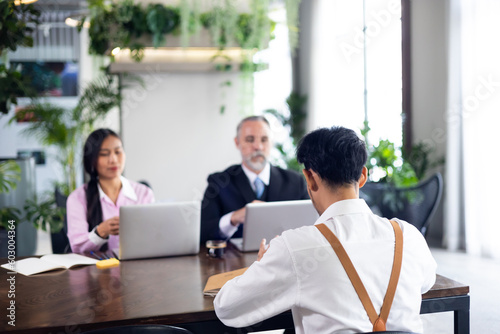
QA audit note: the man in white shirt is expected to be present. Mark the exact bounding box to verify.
[200,116,309,243]
[214,126,437,333]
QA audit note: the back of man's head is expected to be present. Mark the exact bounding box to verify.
[296,126,367,189]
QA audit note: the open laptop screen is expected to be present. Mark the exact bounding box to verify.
[232,200,318,252]
[118,201,200,260]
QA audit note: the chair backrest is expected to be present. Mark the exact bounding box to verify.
[54,187,72,253]
[360,173,443,237]
[55,187,68,208]
[82,324,193,334]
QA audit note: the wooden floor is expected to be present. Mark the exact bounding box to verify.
[35,230,499,333]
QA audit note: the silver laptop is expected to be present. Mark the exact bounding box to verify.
[117,201,200,260]
[231,200,319,252]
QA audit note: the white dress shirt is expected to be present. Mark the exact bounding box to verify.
[219,163,271,238]
[214,199,437,333]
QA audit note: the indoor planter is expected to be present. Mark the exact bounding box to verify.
[0,160,21,257]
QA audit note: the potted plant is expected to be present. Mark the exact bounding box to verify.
[361,132,445,224]
[265,91,308,172]
[0,160,21,257]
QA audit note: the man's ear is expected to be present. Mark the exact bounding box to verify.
[234,136,239,148]
[358,166,368,188]
[302,169,319,192]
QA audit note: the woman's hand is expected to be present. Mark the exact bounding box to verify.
[96,216,120,238]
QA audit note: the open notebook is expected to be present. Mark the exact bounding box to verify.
[1,254,98,276]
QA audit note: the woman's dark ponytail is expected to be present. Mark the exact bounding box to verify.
[83,129,119,234]
[85,169,103,232]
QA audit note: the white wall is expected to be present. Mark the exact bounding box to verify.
[410,0,449,246]
[121,72,245,202]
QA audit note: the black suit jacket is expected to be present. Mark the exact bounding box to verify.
[200,164,309,243]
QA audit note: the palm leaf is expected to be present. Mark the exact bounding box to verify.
[73,75,122,130]
[0,160,21,194]
[10,103,71,148]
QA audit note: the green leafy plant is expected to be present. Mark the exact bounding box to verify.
[364,131,444,212]
[0,160,21,194]
[146,4,179,47]
[285,0,301,54]
[0,160,21,230]
[24,196,64,233]
[0,1,40,55]
[265,92,307,172]
[200,0,238,48]
[0,0,40,114]
[179,0,202,47]
[84,0,289,114]
[403,142,445,181]
[0,207,21,230]
[366,139,418,188]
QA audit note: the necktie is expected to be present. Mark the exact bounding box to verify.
[254,177,265,199]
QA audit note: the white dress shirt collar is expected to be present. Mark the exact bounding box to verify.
[97,175,138,202]
[241,162,271,190]
[315,198,373,225]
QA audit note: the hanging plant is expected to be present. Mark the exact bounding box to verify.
[88,10,114,55]
[285,0,301,54]
[199,0,238,48]
[0,1,40,55]
[179,0,202,47]
[146,4,179,48]
[84,0,301,114]
[119,1,148,39]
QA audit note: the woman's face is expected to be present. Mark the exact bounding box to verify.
[95,135,126,181]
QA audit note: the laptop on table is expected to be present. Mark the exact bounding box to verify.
[231,200,319,252]
[117,201,200,260]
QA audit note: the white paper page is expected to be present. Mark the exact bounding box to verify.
[1,258,65,276]
[40,254,98,268]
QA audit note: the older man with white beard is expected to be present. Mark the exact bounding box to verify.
[200,116,309,244]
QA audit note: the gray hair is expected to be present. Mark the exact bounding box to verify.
[236,116,270,137]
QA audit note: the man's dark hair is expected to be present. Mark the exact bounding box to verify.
[296,126,367,188]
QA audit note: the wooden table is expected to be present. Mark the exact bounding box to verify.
[0,247,470,334]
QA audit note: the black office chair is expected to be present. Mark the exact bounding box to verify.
[82,324,193,334]
[360,173,443,237]
[54,187,72,253]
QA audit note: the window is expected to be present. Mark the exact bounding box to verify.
[310,0,403,148]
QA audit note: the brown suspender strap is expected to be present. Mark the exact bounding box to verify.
[315,220,403,332]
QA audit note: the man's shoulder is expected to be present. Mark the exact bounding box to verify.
[270,165,303,180]
[208,164,242,178]
[206,165,246,184]
[277,224,325,253]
